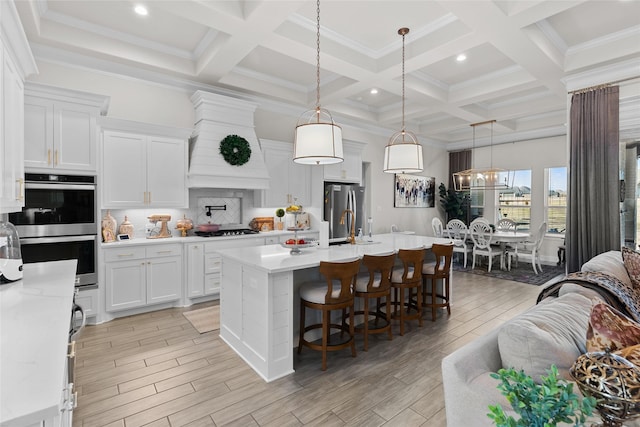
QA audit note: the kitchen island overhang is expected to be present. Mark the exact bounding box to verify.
[218,233,452,382]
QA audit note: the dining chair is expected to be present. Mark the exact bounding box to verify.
[446,219,471,268]
[496,218,517,231]
[353,252,396,350]
[432,217,444,238]
[469,219,503,272]
[496,218,518,266]
[422,243,453,321]
[517,222,547,274]
[298,258,361,370]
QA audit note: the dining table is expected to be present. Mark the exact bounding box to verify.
[443,228,531,270]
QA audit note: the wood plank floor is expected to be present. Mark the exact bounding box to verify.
[72,272,543,427]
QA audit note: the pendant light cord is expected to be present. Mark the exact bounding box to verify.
[315,0,321,110]
[401,28,406,133]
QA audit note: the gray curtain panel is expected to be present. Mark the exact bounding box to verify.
[567,86,620,273]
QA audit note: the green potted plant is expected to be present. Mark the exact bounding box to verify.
[275,208,285,230]
[487,365,595,427]
[438,183,469,223]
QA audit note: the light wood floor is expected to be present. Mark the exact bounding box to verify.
[72,272,542,427]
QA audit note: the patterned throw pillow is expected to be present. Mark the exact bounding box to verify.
[622,246,640,288]
[587,300,640,352]
[615,343,640,366]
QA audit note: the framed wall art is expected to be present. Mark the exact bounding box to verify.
[394,174,435,208]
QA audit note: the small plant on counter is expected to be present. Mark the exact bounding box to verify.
[275,208,285,230]
[487,365,595,427]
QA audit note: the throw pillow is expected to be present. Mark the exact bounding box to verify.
[615,343,640,366]
[498,292,593,382]
[622,246,640,288]
[586,300,640,352]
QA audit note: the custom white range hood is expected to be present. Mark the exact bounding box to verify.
[188,91,270,189]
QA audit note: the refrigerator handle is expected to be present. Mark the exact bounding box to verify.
[351,190,357,234]
[346,190,352,232]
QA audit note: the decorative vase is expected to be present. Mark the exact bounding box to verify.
[118,215,134,238]
[101,210,117,243]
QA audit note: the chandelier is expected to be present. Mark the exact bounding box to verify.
[293,0,343,165]
[452,120,513,191]
[383,27,423,174]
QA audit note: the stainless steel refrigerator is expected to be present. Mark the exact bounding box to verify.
[324,182,365,242]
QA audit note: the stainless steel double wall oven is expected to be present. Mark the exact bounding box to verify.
[9,173,98,288]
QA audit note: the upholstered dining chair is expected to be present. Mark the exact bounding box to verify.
[469,219,503,272]
[446,219,471,268]
[390,248,424,336]
[422,243,454,321]
[432,217,444,238]
[353,252,396,351]
[298,258,361,370]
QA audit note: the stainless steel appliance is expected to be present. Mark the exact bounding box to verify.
[324,182,365,243]
[194,227,259,237]
[8,173,97,287]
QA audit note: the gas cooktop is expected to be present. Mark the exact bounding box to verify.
[195,228,259,237]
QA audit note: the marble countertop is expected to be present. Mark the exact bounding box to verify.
[0,260,77,426]
[219,233,452,273]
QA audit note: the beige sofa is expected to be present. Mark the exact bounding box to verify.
[441,250,637,426]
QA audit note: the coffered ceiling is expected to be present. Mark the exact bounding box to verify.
[15,0,640,148]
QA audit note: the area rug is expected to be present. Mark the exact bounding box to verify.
[183,305,220,333]
[452,260,566,286]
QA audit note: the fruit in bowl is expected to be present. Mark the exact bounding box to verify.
[297,239,305,244]
[285,204,302,213]
[285,239,295,244]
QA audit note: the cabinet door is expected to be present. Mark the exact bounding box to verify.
[263,146,291,207]
[105,259,146,311]
[186,243,205,298]
[102,131,147,208]
[54,102,96,171]
[323,144,362,184]
[24,96,54,170]
[147,256,182,304]
[147,136,187,208]
[0,48,25,213]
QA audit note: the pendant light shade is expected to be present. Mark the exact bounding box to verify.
[383,27,423,174]
[452,120,514,191]
[293,0,343,165]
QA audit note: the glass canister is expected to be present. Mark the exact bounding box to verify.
[0,219,23,283]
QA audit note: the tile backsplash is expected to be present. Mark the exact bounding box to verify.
[196,197,241,225]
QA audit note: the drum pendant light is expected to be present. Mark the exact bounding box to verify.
[383,27,423,174]
[293,0,343,165]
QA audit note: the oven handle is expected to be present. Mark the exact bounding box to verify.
[24,183,96,191]
[20,235,97,245]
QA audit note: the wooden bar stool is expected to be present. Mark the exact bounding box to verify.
[353,252,396,351]
[390,248,424,336]
[298,258,361,371]
[422,243,454,321]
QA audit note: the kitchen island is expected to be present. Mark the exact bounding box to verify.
[219,233,451,381]
[0,260,77,427]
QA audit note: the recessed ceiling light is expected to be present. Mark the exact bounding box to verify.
[134,5,148,16]
[370,88,379,95]
[456,53,467,62]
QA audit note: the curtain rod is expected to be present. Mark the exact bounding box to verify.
[568,75,640,94]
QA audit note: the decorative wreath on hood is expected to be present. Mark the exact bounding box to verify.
[219,134,251,166]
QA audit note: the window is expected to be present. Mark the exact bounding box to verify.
[496,170,531,231]
[469,189,484,222]
[546,167,567,234]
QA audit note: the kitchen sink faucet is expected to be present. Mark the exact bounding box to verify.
[340,209,356,244]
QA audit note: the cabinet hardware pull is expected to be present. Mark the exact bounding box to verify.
[156,250,172,254]
[143,192,147,204]
[47,149,51,165]
[118,253,135,257]
[16,178,24,201]
[55,150,59,166]
[67,341,76,358]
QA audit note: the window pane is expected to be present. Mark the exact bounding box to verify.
[546,167,567,234]
[497,170,531,231]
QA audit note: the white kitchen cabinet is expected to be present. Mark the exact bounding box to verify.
[0,1,36,214]
[104,243,182,312]
[256,139,310,208]
[101,119,190,209]
[23,83,108,173]
[323,140,365,184]
[74,285,99,320]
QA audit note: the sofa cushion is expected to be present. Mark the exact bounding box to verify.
[622,246,640,289]
[581,250,632,287]
[498,292,592,382]
[586,300,640,352]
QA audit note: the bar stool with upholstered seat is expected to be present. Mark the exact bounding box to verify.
[422,243,454,321]
[352,252,396,351]
[390,248,424,336]
[298,258,361,371]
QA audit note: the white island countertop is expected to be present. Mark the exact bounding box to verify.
[219,233,452,273]
[0,260,77,426]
